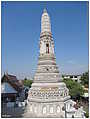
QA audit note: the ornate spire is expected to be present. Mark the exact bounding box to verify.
[41,8,51,33]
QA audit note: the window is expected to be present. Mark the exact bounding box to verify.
[70,76,73,78]
[74,76,77,78]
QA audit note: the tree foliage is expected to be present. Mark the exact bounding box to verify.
[23,78,33,88]
[63,79,84,99]
[80,71,89,88]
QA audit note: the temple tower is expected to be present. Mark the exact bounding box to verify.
[24,9,85,118]
[25,9,70,117]
[34,8,61,83]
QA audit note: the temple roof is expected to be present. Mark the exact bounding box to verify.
[1,73,24,92]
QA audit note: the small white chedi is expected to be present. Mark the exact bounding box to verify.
[24,9,85,118]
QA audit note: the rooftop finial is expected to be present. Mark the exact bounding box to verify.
[43,8,47,13]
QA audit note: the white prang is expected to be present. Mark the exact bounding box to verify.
[24,9,86,118]
[41,8,51,33]
[40,9,54,55]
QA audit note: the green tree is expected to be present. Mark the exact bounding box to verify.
[63,79,84,100]
[23,79,33,88]
[62,75,64,78]
[80,71,89,88]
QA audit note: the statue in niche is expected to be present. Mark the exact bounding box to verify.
[46,43,49,53]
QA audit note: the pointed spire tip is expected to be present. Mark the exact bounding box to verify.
[43,8,47,13]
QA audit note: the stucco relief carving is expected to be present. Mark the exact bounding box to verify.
[28,87,69,100]
[42,106,47,114]
[57,106,60,113]
[50,106,54,113]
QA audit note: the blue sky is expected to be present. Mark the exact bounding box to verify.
[2,1,89,79]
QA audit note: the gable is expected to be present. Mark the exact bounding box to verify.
[1,82,17,94]
[1,74,23,92]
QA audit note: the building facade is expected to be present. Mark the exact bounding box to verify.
[62,75,81,83]
[1,73,24,103]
